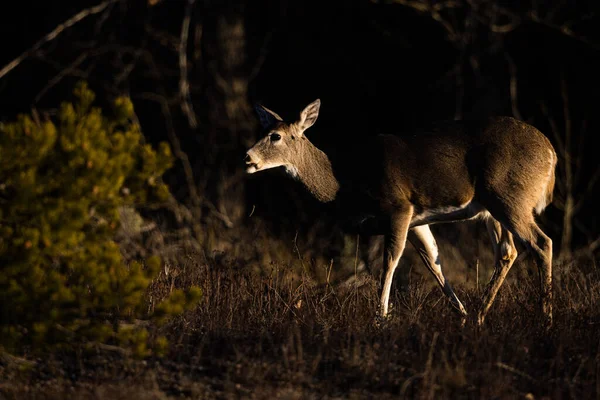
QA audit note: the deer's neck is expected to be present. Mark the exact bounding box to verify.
[292,140,340,203]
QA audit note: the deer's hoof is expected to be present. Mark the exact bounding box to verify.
[374,313,391,329]
[374,304,394,328]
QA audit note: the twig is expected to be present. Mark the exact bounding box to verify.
[179,0,198,129]
[293,231,307,273]
[496,361,537,383]
[528,13,600,52]
[380,0,600,52]
[326,259,333,287]
[0,0,119,81]
[34,52,90,104]
[489,3,520,33]
[265,281,306,326]
[476,259,479,294]
[388,0,458,41]
[114,48,146,86]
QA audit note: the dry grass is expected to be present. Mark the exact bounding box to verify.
[2,241,599,399]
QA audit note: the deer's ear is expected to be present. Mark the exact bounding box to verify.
[297,99,320,132]
[255,104,283,129]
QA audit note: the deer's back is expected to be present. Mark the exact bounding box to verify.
[351,117,555,214]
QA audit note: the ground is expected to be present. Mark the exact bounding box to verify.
[1,252,599,399]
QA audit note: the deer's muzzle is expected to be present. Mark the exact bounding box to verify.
[245,151,259,173]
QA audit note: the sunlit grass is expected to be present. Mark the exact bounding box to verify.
[2,241,598,399]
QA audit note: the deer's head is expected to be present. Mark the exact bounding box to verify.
[245,99,321,176]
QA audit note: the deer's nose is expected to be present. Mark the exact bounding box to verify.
[244,153,251,163]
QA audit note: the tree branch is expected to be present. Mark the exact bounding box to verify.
[379,0,599,52]
[384,0,458,42]
[179,0,198,129]
[34,52,90,104]
[0,0,119,81]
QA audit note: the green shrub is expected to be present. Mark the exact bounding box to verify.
[0,82,200,356]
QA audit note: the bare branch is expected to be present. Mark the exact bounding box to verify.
[114,49,146,86]
[496,362,537,383]
[489,3,520,33]
[0,0,119,81]
[385,0,458,42]
[379,0,599,52]
[34,52,90,104]
[528,12,600,52]
[179,0,198,129]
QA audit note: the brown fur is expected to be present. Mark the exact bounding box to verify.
[246,100,556,325]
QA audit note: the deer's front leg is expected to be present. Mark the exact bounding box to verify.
[380,208,413,318]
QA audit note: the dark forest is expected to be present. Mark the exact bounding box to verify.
[1,0,600,398]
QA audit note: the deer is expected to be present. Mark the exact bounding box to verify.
[245,99,557,326]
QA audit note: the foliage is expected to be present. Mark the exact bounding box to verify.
[0,82,201,356]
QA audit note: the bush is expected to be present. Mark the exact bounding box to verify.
[0,82,200,356]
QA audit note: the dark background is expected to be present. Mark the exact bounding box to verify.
[1,0,599,260]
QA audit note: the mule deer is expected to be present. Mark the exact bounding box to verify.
[245,99,556,325]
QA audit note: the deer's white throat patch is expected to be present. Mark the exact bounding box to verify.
[285,165,299,179]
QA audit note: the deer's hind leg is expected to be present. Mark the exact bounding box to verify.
[477,217,518,325]
[531,223,553,320]
[505,218,553,324]
[408,225,468,317]
[483,207,553,325]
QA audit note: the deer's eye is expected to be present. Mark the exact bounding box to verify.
[270,133,281,142]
